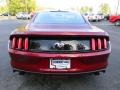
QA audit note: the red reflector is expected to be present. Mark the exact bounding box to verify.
[18,38,22,49]
[103,38,107,49]
[91,38,95,50]
[24,38,28,50]
[98,38,102,49]
[12,37,16,49]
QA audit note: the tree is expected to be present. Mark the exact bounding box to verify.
[100,3,111,14]
[80,6,93,13]
[0,6,7,13]
[9,0,36,15]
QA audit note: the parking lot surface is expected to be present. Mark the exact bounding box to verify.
[0,19,120,90]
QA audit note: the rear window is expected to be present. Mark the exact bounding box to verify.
[33,12,87,25]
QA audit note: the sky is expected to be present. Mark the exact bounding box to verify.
[0,0,119,14]
[36,0,119,14]
[0,0,6,6]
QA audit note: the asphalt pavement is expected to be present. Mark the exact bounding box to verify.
[0,19,120,90]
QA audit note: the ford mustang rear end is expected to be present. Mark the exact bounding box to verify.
[8,11,111,75]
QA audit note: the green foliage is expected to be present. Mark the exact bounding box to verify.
[100,3,111,14]
[80,6,93,13]
[0,6,8,13]
[9,0,36,15]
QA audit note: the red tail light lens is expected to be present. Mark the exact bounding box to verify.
[103,38,107,49]
[12,37,16,49]
[18,38,22,49]
[91,37,108,51]
[98,38,102,49]
[11,37,29,51]
[24,38,29,50]
[91,38,95,50]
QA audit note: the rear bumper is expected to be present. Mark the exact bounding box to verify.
[13,68,106,75]
[9,49,111,74]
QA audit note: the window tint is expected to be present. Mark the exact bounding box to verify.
[33,12,86,25]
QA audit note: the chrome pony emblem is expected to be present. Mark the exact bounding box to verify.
[54,42,65,49]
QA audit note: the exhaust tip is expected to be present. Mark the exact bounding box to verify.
[13,70,16,73]
[94,72,100,76]
[93,70,106,76]
[102,70,106,73]
[19,71,25,75]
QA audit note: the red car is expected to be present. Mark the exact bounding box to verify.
[109,15,120,26]
[8,11,111,75]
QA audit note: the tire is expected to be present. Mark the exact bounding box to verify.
[96,19,99,22]
[114,20,120,26]
[98,19,100,22]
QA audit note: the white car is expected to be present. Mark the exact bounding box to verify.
[16,12,31,19]
[97,13,104,21]
[88,13,99,21]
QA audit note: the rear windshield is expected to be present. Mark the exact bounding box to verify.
[33,12,87,25]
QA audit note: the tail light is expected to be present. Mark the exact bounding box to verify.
[10,37,29,51]
[91,38,95,50]
[91,37,109,51]
[12,37,16,49]
[18,38,22,49]
[24,38,29,50]
[98,38,102,49]
[9,36,109,52]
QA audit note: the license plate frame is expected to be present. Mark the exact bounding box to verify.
[50,59,71,69]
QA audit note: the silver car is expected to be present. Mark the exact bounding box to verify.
[16,12,31,19]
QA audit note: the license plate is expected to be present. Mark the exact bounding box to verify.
[50,59,71,69]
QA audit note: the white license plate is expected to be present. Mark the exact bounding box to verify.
[50,59,71,69]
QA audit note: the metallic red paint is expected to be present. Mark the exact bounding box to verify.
[9,29,111,74]
[8,12,111,74]
[9,49,110,74]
